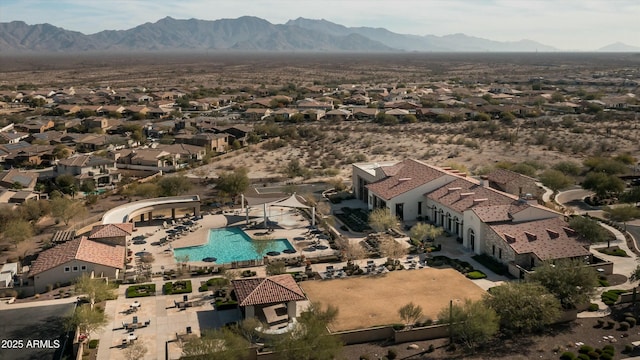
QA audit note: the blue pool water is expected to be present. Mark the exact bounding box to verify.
[173,227,294,264]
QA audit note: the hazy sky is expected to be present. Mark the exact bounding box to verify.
[1,0,638,50]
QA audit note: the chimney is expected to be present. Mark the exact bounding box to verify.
[472,198,488,206]
[480,175,489,187]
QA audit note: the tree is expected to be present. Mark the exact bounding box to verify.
[157,175,192,197]
[215,168,250,201]
[181,327,250,360]
[53,144,71,160]
[569,216,610,245]
[582,172,625,199]
[55,174,78,195]
[274,303,342,360]
[266,261,286,275]
[378,236,408,262]
[368,208,397,233]
[437,299,499,349]
[124,339,148,360]
[398,302,423,327]
[409,222,429,245]
[51,197,87,226]
[2,219,33,248]
[341,241,367,266]
[603,205,640,230]
[630,265,640,283]
[621,186,640,205]
[18,199,50,222]
[75,274,116,310]
[526,259,599,309]
[553,161,582,176]
[67,304,108,338]
[539,169,573,191]
[484,282,561,334]
[583,157,629,175]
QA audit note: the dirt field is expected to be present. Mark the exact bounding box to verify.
[300,268,486,331]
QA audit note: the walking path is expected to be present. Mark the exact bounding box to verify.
[555,189,640,318]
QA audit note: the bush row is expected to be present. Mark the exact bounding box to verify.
[163,280,192,295]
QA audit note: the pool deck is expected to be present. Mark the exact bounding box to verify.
[125,206,338,276]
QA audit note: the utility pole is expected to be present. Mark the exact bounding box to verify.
[449,299,453,344]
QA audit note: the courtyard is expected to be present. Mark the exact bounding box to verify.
[300,267,486,332]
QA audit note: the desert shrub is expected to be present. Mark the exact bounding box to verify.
[359,356,370,360]
[588,303,599,311]
[386,349,397,360]
[466,270,487,279]
[601,289,626,305]
[596,319,605,327]
[163,280,192,295]
[577,354,590,360]
[126,284,155,298]
[606,320,615,329]
[560,351,576,360]
[599,353,613,360]
[619,321,630,331]
[624,344,634,353]
[587,351,599,359]
[602,344,614,355]
[579,345,594,354]
[625,317,636,327]
[623,312,634,318]
[88,339,99,349]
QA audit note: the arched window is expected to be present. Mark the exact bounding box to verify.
[446,213,452,231]
[468,229,475,251]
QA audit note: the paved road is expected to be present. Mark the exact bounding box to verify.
[555,188,599,212]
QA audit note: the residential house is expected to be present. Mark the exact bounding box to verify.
[112,148,178,172]
[82,117,111,132]
[351,108,379,121]
[243,108,272,121]
[384,108,410,120]
[0,263,18,289]
[88,223,134,246]
[174,133,228,153]
[325,109,352,121]
[0,131,29,144]
[56,154,121,187]
[353,159,590,277]
[75,134,111,152]
[3,143,55,167]
[212,126,250,147]
[295,99,334,111]
[0,169,39,190]
[232,274,307,328]
[14,119,55,134]
[158,143,206,162]
[28,236,125,293]
[272,108,299,121]
[97,105,125,116]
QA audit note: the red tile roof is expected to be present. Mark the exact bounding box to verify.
[29,237,125,276]
[485,168,537,186]
[89,223,134,239]
[366,159,448,200]
[488,217,590,261]
[426,178,523,213]
[232,274,306,306]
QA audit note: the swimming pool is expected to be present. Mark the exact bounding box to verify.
[173,227,294,264]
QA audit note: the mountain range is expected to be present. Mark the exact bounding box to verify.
[0,16,636,53]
